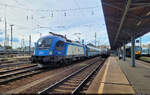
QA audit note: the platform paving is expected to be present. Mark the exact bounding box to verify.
[118,58,150,94]
[86,57,134,94]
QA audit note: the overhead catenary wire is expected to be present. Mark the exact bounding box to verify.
[0,1,100,32]
[0,2,100,12]
[0,1,103,48]
[0,1,100,26]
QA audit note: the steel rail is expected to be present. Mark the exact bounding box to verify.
[0,66,38,79]
[38,58,103,94]
[0,64,37,74]
[0,62,28,69]
[0,58,29,64]
[72,59,104,94]
[0,69,42,85]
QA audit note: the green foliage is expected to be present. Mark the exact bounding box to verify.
[139,56,150,63]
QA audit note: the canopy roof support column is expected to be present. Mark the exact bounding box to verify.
[113,0,131,47]
[131,35,135,67]
[123,43,126,61]
[117,48,120,58]
[118,48,122,59]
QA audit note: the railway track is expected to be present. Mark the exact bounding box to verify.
[0,64,37,74]
[0,57,31,69]
[38,58,104,94]
[0,58,29,65]
[0,54,30,58]
[0,62,29,69]
[0,65,42,85]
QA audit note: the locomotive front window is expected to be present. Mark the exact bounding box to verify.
[135,46,142,51]
[38,38,52,49]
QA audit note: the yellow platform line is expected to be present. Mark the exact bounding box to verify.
[98,57,110,94]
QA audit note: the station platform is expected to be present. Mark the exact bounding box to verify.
[118,58,150,94]
[86,57,135,94]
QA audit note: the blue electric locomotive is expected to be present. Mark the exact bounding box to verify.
[31,32,101,67]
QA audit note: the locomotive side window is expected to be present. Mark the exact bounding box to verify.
[55,41,65,51]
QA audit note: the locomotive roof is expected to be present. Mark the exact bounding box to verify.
[39,35,84,46]
[40,35,66,41]
[40,35,103,48]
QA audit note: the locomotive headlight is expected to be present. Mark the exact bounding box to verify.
[49,51,52,55]
[136,51,141,55]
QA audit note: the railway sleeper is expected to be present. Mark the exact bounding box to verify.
[59,84,77,88]
[62,83,79,87]
[52,88,73,93]
[0,70,41,85]
[56,86,75,90]
[66,80,82,83]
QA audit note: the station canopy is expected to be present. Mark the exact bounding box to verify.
[101,0,150,50]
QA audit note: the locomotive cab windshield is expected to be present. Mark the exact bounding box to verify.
[37,38,52,49]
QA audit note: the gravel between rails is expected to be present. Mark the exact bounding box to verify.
[0,63,36,72]
[21,57,101,94]
[0,66,38,79]
[0,61,29,69]
[0,56,30,61]
[0,57,100,94]
[0,69,42,85]
[40,58,104,94]
[0,64,37,74]
[0,57,29,64]
[0,59,29,65]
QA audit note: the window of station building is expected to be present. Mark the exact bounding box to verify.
[55,41,65,51]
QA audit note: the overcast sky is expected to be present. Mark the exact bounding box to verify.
[0,0,149,48]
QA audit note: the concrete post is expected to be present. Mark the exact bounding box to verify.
[117,48,120,58]
[10,24,14,50]
[118,48,122,59]
[29,35,31,54]
[123,43,126,61]
[131,36,135,67]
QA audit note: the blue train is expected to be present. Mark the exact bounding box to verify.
[31,33,101,67]
[141,48,150,56]
[100,48,109,58]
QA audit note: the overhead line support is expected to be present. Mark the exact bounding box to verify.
[113,0,132,47]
